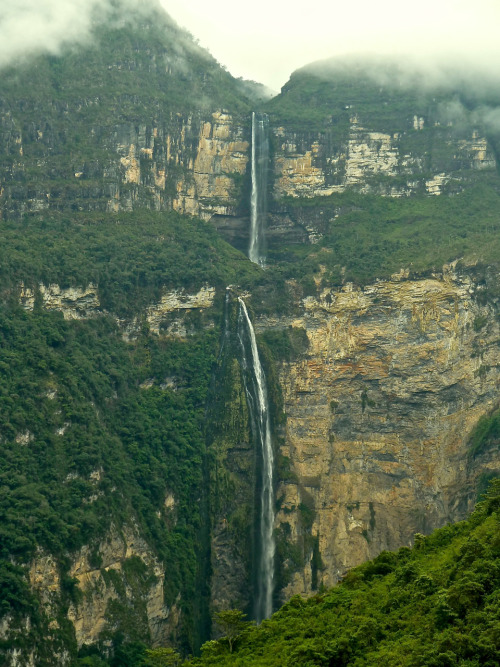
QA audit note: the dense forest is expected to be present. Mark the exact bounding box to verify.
[186,479,500,667]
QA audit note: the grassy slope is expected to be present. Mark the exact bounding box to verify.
[0,309,215,655]
[189,481,500,666]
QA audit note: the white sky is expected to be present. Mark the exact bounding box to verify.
[160,0,500,91]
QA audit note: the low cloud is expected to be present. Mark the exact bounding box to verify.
[0,0,163,70]
[163,0,500,91]
[438,100,500,137]
[302,53,500,135]
[306,53,500,95]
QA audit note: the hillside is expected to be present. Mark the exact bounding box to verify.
[0,0,253,221]
[189,479,500,666]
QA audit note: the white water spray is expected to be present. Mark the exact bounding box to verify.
[249,112,269,267]
[237,297,275,621]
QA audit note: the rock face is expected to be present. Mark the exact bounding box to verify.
[109,111,249,220]
[144,285,216,335]
[25,524,179,657]
[253,267,500,600]
[20,283,101,319]
[4,84,497,235]
[20,271,499,623]
[1,110,249,221]
[272,119,496,201]
[67,524,179,648]
[171,111,249,220]
[3,29,500,658]
[207,347,258,617]
[19,282,216,337]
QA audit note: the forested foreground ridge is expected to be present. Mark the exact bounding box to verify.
[190,480,500,666]
[1,0,500,664]
[49,481,500,665]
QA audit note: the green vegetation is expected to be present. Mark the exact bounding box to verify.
[265,58,500,133]
[0,210,259,317]
[1,7,500,666]
[213,611,250,653]
[187,480,500,666]
[0,299,219,659]
[0,3,252,222]
[265,178,500,288]
[468,406,500,459]
[0,9,250,123]
[144,647,182,666]
[266,65,434,132]
[258,326,309,363]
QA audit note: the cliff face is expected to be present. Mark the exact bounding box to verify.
[211,106,498,252]
[28,524,180,655]
[7,102,493,238]
[265,60,500,206]
[0,108,248,221]
[0,2,254,224]
[8,267,500,657]
[19,282,216,337]
[66,523,181,648]
[272,120,495,201]
[253,267,500,599]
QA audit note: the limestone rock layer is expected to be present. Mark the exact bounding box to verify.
[253,269,500,599]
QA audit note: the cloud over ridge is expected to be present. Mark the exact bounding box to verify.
[0,0,162,70]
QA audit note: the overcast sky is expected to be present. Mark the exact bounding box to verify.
[161,0,500,91]
[1,0,499,90]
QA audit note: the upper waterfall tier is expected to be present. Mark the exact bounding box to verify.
[249,112,270,267]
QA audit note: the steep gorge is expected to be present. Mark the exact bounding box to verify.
[1,4,500,664]
[257,267,500,599]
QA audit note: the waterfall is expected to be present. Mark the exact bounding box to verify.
[249,112,269,267]
[237,298,275,622]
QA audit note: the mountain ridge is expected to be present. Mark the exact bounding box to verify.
[0,3,499,664]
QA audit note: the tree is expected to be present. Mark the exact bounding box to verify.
[143,647,182,666]
[214,609,250,653]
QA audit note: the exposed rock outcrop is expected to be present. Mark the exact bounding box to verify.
[25,525,179,651]
[67,524,179,648]
[144,285,216,335]
[272,119,496,200]
[19,282,216,337]
[1,110,249,221]
[20,283,100,319]
[253,267,500,600]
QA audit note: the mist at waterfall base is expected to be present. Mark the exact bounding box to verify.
[248,112,269,268]
[237,298,275,622]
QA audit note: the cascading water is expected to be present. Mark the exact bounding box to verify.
[237,297,275,622]
[249,112,269,267]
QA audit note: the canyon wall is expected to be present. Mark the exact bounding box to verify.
[253,266,500,599]
[0,108,248,221]
[2,29,500,659]
[18,266,499,619]
[272,120,495,201]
